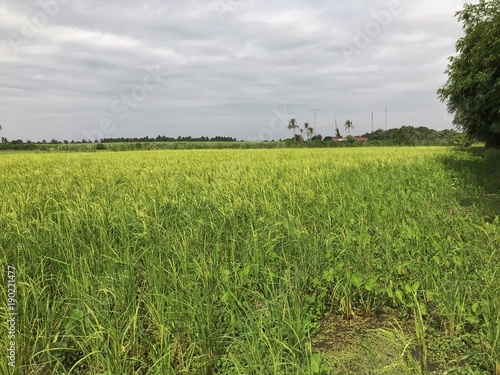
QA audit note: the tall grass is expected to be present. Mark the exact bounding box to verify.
[1,147,498,374]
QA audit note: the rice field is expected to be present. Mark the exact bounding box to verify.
[1,147,499,374]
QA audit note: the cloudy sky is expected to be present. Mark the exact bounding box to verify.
[0,0,467,142]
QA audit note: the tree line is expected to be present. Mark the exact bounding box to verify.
[0,125,467,151]
[359,126,469,145]
[0,135,237,146]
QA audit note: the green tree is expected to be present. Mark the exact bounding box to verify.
[312,134,322,141]
[437,0,500,148]
[1,126,7,144]
[395,126,417,145]
[335,126,341,139]
[344,119,354,135]
[287,118,299,140]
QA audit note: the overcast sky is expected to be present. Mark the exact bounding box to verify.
[0,0,467,141]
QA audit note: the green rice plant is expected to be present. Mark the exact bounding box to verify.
[479,243,500,375]
[1,147,498,373]
[430,275,470,339]
[376,322,423,375]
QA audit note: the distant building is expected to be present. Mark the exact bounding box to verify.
[331,137,368,142]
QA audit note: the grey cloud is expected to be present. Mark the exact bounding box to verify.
[0,0,466,141]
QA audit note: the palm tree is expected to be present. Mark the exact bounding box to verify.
[307,125,314,141]
[288,118,298,140]
[344,119,354,135]
[303,122,314,141]
[302,122,310,141]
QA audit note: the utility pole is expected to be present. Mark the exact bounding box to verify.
[385,107,387,131]
[371,112,374,133]
[311,109,321,137]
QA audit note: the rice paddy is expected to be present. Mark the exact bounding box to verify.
[1,147,499,374]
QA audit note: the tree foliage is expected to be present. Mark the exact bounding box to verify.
[335,127,341,139]
[438,0,500,148]
[287,118,299,140]
[361,126,463,145]
[344,119,354,135]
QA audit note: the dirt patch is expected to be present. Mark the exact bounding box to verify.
[312,309,490,374]
[312,309,443,374]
